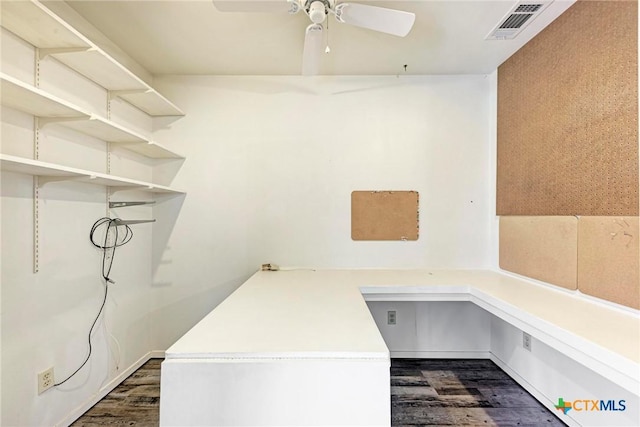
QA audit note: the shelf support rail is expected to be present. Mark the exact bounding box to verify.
[33,176,40,273]
[35,48,41,88]
[33,112,40,272]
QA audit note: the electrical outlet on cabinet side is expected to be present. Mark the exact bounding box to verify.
[523,332,532,351]
[387,310,397,325]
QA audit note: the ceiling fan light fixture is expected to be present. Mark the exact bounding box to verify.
[308,1,327,24]
[302,23,324,75]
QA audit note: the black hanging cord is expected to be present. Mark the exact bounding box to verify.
[89,217,133,283]
[54,218,133,387]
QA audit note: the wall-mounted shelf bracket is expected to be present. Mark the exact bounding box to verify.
[109,201,156,208]
[113,219,156,226]
[108,89,150,100]
[38,47,91,60]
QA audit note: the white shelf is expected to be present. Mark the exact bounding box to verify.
[1,74,184,159]
[0,0,88,49]
[111,141,185,159]
[1,0,184,116]
[53,115,147,144]
[150,183,184,194]
[47,47,147,92]
[112,89,185,117]
[1,1,187,274]
[0,154,185,194]
[0,73,88,119]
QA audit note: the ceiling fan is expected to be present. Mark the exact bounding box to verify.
[212,0,416,75]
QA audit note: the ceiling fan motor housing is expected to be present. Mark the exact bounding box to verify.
[308,1,327,23]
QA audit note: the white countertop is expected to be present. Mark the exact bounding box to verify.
[166,269,640,368]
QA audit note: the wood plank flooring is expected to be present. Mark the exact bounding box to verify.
[71,358,161,427]
[391,358,566,426]
[71,358,566,426]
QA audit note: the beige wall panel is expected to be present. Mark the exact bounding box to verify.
[499,216,578,290]
[351,191,419,241]
[497,0,638,216]
[578,217,640,309]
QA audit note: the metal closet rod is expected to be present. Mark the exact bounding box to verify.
[109,201,156,208]
[112,219,156,226]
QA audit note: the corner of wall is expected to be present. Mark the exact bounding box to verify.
[487,70,499,269]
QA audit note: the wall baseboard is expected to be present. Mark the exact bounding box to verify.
[391,351,491,359]
[56,350,165,427]
[149,350,166,359]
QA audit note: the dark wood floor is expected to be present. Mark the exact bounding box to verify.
[71,358,161,427]
[391,358,566,426]
[72,358,565,426]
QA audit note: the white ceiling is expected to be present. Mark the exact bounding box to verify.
[64,0,576,76]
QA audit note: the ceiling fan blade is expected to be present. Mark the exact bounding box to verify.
[334,3,415,37]
[212,0,291,13]
[302,24,323,76]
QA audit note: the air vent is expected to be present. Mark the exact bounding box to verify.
[499,13,534,29]
[514,4,543,13]
[486,1,552,40]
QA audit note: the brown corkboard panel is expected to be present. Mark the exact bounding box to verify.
[577,217,640,309]
[497,0,638,216]
[499,216,578,290]
[351,191,419,241]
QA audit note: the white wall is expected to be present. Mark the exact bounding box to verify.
[2,19,495,427]
[153,74,496,270]
[367,301,491,358]
[0,25,252,426]
[1,27,151,426]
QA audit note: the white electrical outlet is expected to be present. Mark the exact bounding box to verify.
[387,310,397,325]
[38,367,54,394]
[523,332,532,351]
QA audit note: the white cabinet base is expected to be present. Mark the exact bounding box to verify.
[159,358,390,426]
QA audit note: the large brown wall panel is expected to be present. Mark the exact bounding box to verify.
[497,0,638,216]
[577,217,639,309]
[499,216,578,290]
